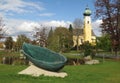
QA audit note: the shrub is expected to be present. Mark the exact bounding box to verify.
[82,41,95,58]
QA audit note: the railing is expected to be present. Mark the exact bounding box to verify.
[95,53,120,59]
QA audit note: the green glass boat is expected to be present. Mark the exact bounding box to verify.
[21,43,67,71]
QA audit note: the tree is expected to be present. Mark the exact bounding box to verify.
[34,26,47,47]
[96,34,111,51]
[0,17,6,39]
[4,36,13,50]
[68,24,73,49]
[73,18,83,51]
[73,18,83,29]
[95,0,120,56]
[15,34,30,51]
[31,40,37,45]
[82,41,95,58]
[47,27,54,49]
[69,24,73,32]
[52,27,71,52]
[47,34,59,52]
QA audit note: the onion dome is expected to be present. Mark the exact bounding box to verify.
[83,7,91,16]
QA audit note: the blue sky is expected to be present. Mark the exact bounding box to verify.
[0,0,101,40]
[4,0,95,21]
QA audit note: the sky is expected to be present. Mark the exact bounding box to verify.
[0,0,102,41]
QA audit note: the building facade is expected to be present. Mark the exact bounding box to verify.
[73,7,96,47]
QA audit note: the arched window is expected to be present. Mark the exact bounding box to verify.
[87,21,89,24]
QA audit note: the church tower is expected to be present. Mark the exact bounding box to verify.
[72,7,96,47]
[83,7,92,43]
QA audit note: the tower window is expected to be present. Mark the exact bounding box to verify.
[87,21,89,24]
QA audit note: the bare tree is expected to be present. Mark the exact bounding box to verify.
[73,18,83,51]
[0,17,6,39]
[73,18,83,29]
[33,25,47,47]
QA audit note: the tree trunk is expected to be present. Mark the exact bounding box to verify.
[114,48,118,56]
[76,36,79,51]
[115,51,117,56]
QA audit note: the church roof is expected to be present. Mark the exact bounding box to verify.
[91,30,96,36]
[73,28,96,36]
[73,28,83,36]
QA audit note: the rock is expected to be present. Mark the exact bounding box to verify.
[84,56,92,61]
[85,60,100,65]
[18,65,67,78]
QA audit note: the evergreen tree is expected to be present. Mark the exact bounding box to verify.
[68,24,73,49]
[69,24,73,32]
[47,27,53,45]
[4,36,13,50]
[47,27,54,49]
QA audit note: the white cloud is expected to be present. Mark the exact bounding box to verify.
[6,21,39,35]
[6,20,40,41]
[92,19,103,36]
[92,20,102,28]
[18,22,40,32]
[39,13,55,17]
[4,17,102,40]
[0,0,44,13]
[41,20,71,28]
[5,19,71,41]
[0,12,5,18]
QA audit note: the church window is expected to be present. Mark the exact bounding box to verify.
[87,21,89,24]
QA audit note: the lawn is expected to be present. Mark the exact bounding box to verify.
[62,51,84,59]
[0,60,120,83]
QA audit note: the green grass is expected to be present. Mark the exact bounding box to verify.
[0,60,120,83]
[62,51,83,59]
